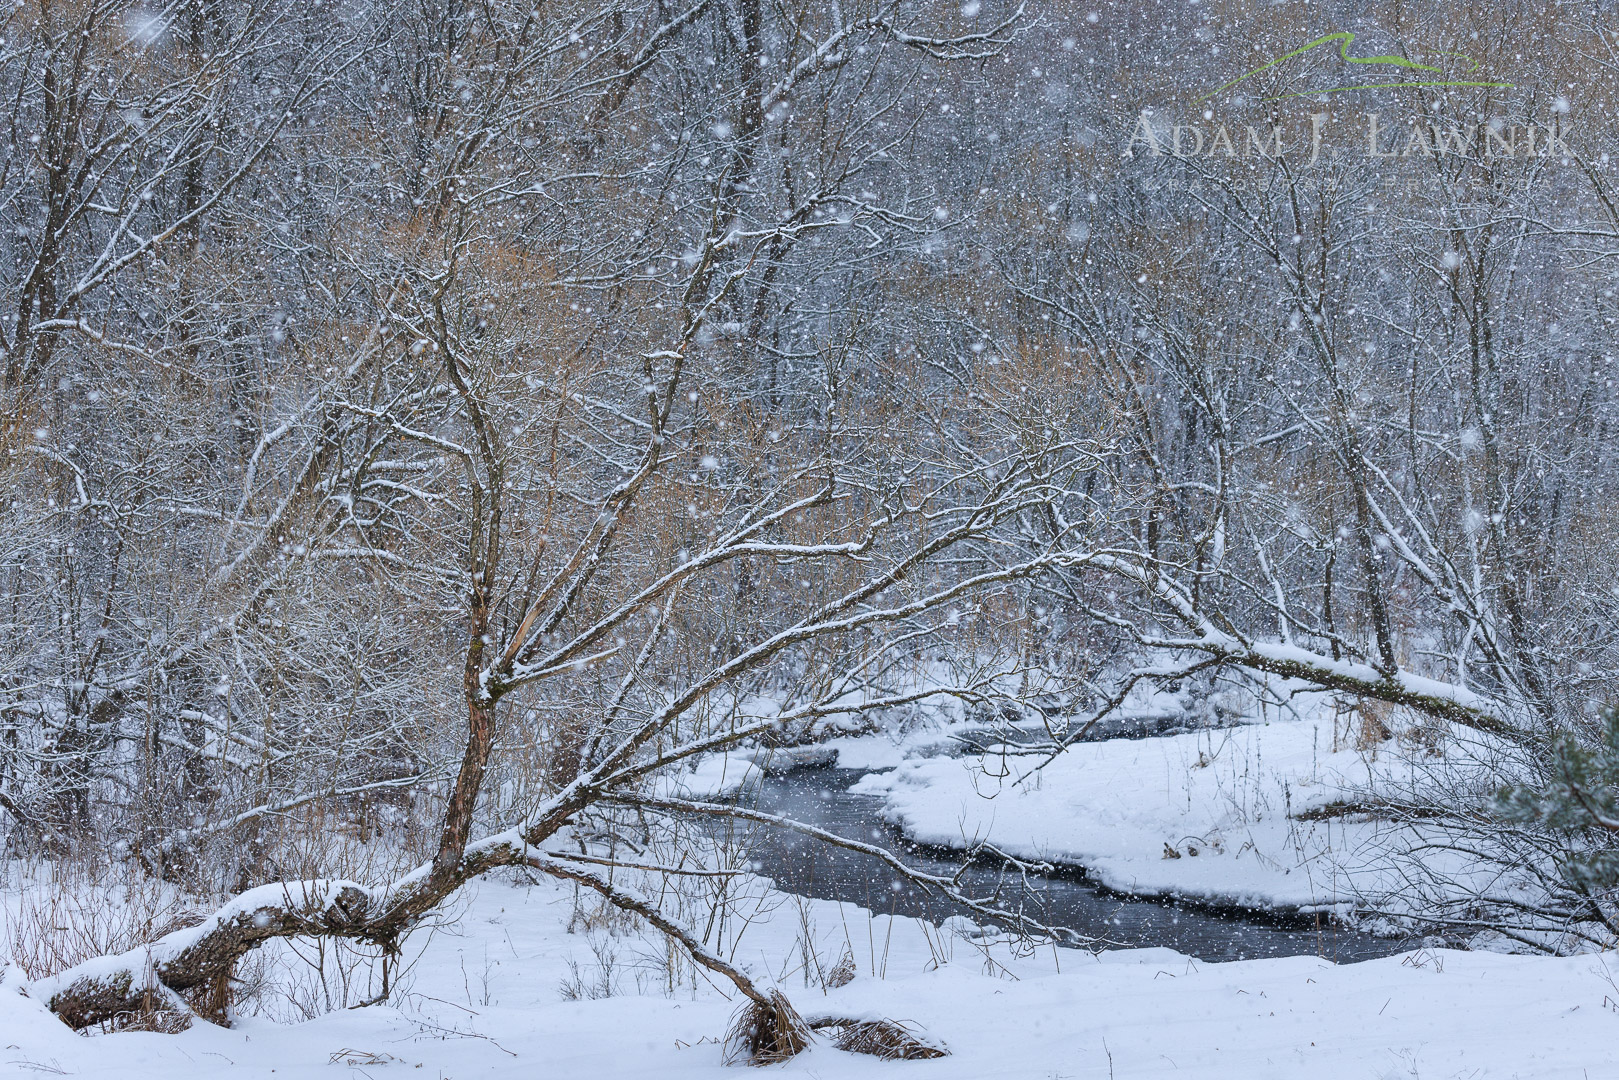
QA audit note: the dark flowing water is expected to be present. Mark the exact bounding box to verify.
[744,766,1406,964]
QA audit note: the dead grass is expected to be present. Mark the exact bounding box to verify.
[810,1015,950,1060]
[1,855,202,981]
[825,946,856,988]
[722,990,813,1066]
[99,1003,194,1034]
[1355,701,1395,753]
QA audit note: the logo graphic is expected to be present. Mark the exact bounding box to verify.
[1196,31,1514,104]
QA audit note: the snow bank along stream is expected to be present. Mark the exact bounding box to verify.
[744,759,1405,964]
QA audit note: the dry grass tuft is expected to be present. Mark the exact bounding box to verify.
[722,990,814,1066]
[2,857,202,981]
[812,1016,950,1060]
[824,946,856,989]
[100,990,194,1035]
[1355,701,1395,752]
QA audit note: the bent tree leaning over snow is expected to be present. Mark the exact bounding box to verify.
[18,0,1083,1036]
[9,0,1619,1041]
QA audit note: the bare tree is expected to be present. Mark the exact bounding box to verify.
[975,3,1619,946]
[10,0,1103,1045]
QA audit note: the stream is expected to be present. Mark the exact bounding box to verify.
[744,765,1407,964]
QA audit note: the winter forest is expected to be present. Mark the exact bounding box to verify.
[3,0,1619,1075]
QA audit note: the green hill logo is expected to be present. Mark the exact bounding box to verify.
[1125,30,1554,167]
[1197,31,1513,104]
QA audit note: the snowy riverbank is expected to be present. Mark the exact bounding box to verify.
[848,715,1407,912]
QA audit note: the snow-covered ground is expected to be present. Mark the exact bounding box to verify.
[0,684,1589,1077]
[4,873,1617,1079]
[849,712,1410,911]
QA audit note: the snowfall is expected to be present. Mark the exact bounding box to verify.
[5,700,1617,1078]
